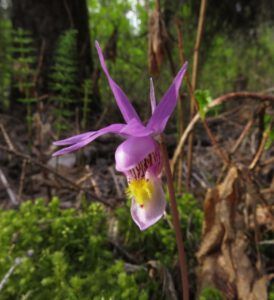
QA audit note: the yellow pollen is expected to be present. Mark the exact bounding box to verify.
[126,179,154,206]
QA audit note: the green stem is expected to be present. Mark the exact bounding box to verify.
[160,135,189,300]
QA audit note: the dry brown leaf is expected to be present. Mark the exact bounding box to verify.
[197,166,268,300]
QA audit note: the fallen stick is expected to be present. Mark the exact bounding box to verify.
[0,145,114,207]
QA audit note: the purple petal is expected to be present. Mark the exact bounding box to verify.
[95,41,141,124]
[115,136,157,172]
[147,62,188,134]
[53,131,95,146]
[53,124,125,156]
[121,118,153,137]
[150,78,156,113]
[130,174,166,231]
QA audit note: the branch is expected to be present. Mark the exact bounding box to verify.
[249,129,271,170]
[171,92,274,172]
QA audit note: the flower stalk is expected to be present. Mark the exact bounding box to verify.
[160,135,189,300]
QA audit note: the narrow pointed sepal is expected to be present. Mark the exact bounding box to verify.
[52,124,125,156]
[95,41,141,124]
[147,62,188,134]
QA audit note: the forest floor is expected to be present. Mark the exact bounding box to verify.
[0,96,273,209]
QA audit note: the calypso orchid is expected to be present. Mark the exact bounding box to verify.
[53,41,187,231]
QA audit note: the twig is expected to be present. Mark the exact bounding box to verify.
[260,188,274,195]
[0,145,112,207]
[160,135,189,300]
[0,257,22,292]
[171,92,274,172]
[109,240,139,264]
[0,123,15,151]
[191,0,207,92]
[257,104,266,153]
[63,0,74,27]
[215,117,255,184]
[261,157,274,166]
[187,0,207,190]
[86,165,103,198]
[259,240,274,245]
[209,92,274,107]
[109,166,123,197]
[175,19,186,194]
[249,129,271,170]
[94,106,109,130]
[0,168,18,206]
[231,119,254,154]
[171,114,200,173]
[18,159,28,201]
[33,39,46,88]
[230,104,265,155]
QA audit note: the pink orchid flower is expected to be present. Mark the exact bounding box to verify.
[53,41,187,230]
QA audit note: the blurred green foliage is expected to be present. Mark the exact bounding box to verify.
[199,287,224,300]
[1,0,274,136]
[88,0,149,120]
[195,89,213,119]
[11,28,37,137]
[50,29,78,136]
[264,114,274,150]
[200,24,274,96]
[0,17,12,110]
[0,194,203,299]
[81,79,92,130]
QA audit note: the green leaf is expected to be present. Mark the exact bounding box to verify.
[195,89,213,119]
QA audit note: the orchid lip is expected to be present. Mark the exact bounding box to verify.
[130,173,166,231]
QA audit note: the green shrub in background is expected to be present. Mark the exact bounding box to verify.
[11,28,37,138]
[0,198,150,299]
[199,287,224,300]
[0,195,203,299]
[0,18,12,110]
[50,29,78,137]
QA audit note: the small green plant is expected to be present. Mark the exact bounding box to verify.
[81,78,92,129]
[264,114,274,150]
[0,18,12,110]
[11,28,36,137]
[195,89,213,119]
[50,29,78,137]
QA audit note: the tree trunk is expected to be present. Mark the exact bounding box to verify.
[11,0,94,102]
